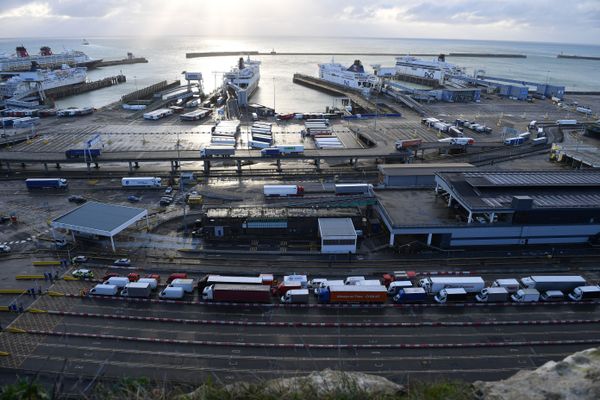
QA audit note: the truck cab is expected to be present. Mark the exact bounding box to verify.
[281,288,309,304]
[511,288,540,303]
[387,281,413,295]
[540,290,564,302]
[434,288,467,304]
[475,287,508,302]
[568,286,600,302]
[344,276,365,285]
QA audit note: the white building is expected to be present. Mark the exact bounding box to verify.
[318,218,357,254]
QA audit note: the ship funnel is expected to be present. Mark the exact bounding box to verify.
[238,57,244,70]
[438,54,446,62]
[40,46,53,56]
[16,46,29,58]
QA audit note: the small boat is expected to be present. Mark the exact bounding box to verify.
[82,39,90,45]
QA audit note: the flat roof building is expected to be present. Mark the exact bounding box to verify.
[51,201,148,251]
[378,163,474,187]
[318,218,357,254]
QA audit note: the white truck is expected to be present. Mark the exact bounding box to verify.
[104,276,130,289]
[121,282,152,298]
[169,278,195,293]
[159,286,185,299]
[89,284,119,296]
[492,278,520,293]
[283,275,308,288]
[387,281,413,296]
[121,177,162,188]
[511,288,540,302]
[199,145,235,158]
[520,275,586,292]
[475,287,509,302]
[418,276,485,294]
[281,288,310,304]
[344,276,365,285]
[137,278,158,290]
[314,279,344,295]
[263,185,304,197]
[434,288,467,304]
[276,144,304,154]
[568,286,600,302]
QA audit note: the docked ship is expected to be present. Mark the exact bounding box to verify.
[373,54,465,85]
[0,45,101,72]
[318,59,379,95]
[0,63,87,105]
[223,56,260,107]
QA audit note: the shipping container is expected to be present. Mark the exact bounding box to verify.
[318,285,387,303]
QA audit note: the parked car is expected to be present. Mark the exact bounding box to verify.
[0,244,11,253]
[128,272,140,282]
[72,269,94,279]
[159,196,174,206]
[72,255,89,264]
[164,186,173,194]
[113,258,131,266]
[68,195,87,204]
[127,195,141,203]
[145,273,161,284]
[1,216,12,224]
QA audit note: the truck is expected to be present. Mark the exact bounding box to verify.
[202,284,272,303]
[89,284,119,296]
[263,185,304,197]
[65,148,101,159]
[418,277,485,294]
[504,137,525,146]
[104,276,130,289]
[393,287,427,303]
[556,119,578,125]
[438,137,475,145]
[395,139,423,150]
[317,285,387,304]
[576,107,593,115]
[568,286,600,302]
[314,279,344,295]
[159,286,185,299]
[25,178,68,190]
[137,278,158,290]
[250,140,270,149]
[276,145,304,154]
[434,287,468,304]
[121,282,152,298]
[281,288,310,304]
[447,126,463,137]
[272,281,302,296]
[199,145,235,158]
[334,184,373,196]
[283,275,308,288]
[511,288,540,303]
[532,137,548,146]
[492,278,520,293]
[387,280,413,296]
[197,275,264,291]
[252,134,273,144]
[169,278,194,293]
[121,177,161,187]
[520,275,586,292]
[475,287,509,302]
[261,147,281,157]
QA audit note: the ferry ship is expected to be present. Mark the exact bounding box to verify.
[0,45,101,72]
[373,54,465,85]
[0,63,87,101]
[223,56,260,107]
[318,59,379,95]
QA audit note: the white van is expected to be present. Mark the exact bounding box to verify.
[159,286,185,299]
[169,278,194,293]
[251,112,258,121]
[89,284,118,296]
[492,278,520,293]
[540,290,564,302]
[104,277,130,289]
[137,278,158,290]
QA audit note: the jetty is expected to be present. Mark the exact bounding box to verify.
[557,54,600,61]
[96,53,149,68]
[45,74,126,100]
[187,51,526,59]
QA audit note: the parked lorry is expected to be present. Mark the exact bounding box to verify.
[438,137,475,145]
[281,288,310,304]
[263,185,304,197]
[169,278,194,293]
[418,277,485,294]
[197,275,264,291]
[504,137,525,146]
[511,288,540,302]
[283,275,308,288]
[199,145,235,158]
[121,177,161,187]
[261,147,281,157]
[137,278,158,290]
[25,178,68,190]
[317,285,387,304]
[434,287,468,304]
[475,287,509,302]
[334,184,373,196]
[65,148,101,159]
[89,284,118,296]
[492,279,520,293]
[159,286,185,299]
[576,107,593,115]
[520,275,586,292]
[314,280,344,295]
[276,145,304,154]
[393,287,427,303]
[104,277,130,289]
[272,281,302,296]
[387,280,413,296]
[121,282,152,298]
[568,286,600,302]
[395,139,422,150]
[202,284,271,303]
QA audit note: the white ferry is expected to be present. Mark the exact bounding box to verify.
[0,64,87,100]
[0,45,101,72]
[224,56,260,107]
[318,59,379,95]
[373,54,465,85]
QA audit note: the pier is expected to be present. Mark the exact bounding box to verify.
[557,54,600,61]
[97,57,149,68]
[187,51,526,59]
[45,75,126,100]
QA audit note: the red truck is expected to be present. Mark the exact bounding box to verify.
[202,284,271,303]
[271,281,302,296]
[167,273,188,284]
[318,285,388,304]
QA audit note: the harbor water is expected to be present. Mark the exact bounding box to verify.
[1,36,599,112]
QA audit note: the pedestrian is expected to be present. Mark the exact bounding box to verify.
[43,272,49,281]
[37,285,42,295]
[54,270,59,280]
[18,303,24,313]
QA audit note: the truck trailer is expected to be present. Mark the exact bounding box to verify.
[318,285,387,304]
[65,148,101,159]
[121,177,162,187]
[276,145,304,154]
[120,282,152,298]
[418,277,485,294]
[263,185,304,197]
[25,178,68,190]
[334,184,373,196]
[199,145,235,158]
[197,275,264,291]
[281,288,310,304]
[393,287,427,303]
[202,284,271,303]
[520,275,586,292]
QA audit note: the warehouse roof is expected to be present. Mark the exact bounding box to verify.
[52,201,148,236]
[378,163,474,177]
[205,207,361,219]
[318,218,357,237]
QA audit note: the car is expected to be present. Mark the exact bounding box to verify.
[0,216,11,224]
[72,269,94,279]
[113,258,131,266]
[54,238,68,247]
[102,272,120,281]
[72,255,89,263]
[159,196,173,206]
[164,186,173,194]
[0,244,11,253]
[128,272,140,282]
[127,195,141,203]
[68,195,87,204]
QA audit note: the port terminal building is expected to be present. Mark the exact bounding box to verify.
[376,170,600,248]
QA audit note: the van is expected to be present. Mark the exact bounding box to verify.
[387,280,413,296]
[137,278,158,290]
[159,286,185,299]
[169,278,194,293]
[104,276,130,289]
[568,286,600,301]
[540,290,564,302]
[89,284,118,296]
[251,112,258,121]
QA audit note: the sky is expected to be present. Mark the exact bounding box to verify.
[0,0,599,45]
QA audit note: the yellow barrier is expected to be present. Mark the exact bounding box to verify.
[5,327,26,334]
[32,261,61,267]
[47,291,64,297]
[27,308,46,314]
[62,276,78,281]
[0,352,9,356]
[0,306,9,312]
[15,275,44,280]
[0,289,28,295]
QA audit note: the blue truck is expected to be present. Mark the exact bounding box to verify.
[65,148,102,159]
[25,178,68,190]
[504,137,525,146]
[393,287,427,304]
[261,147,281,157]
